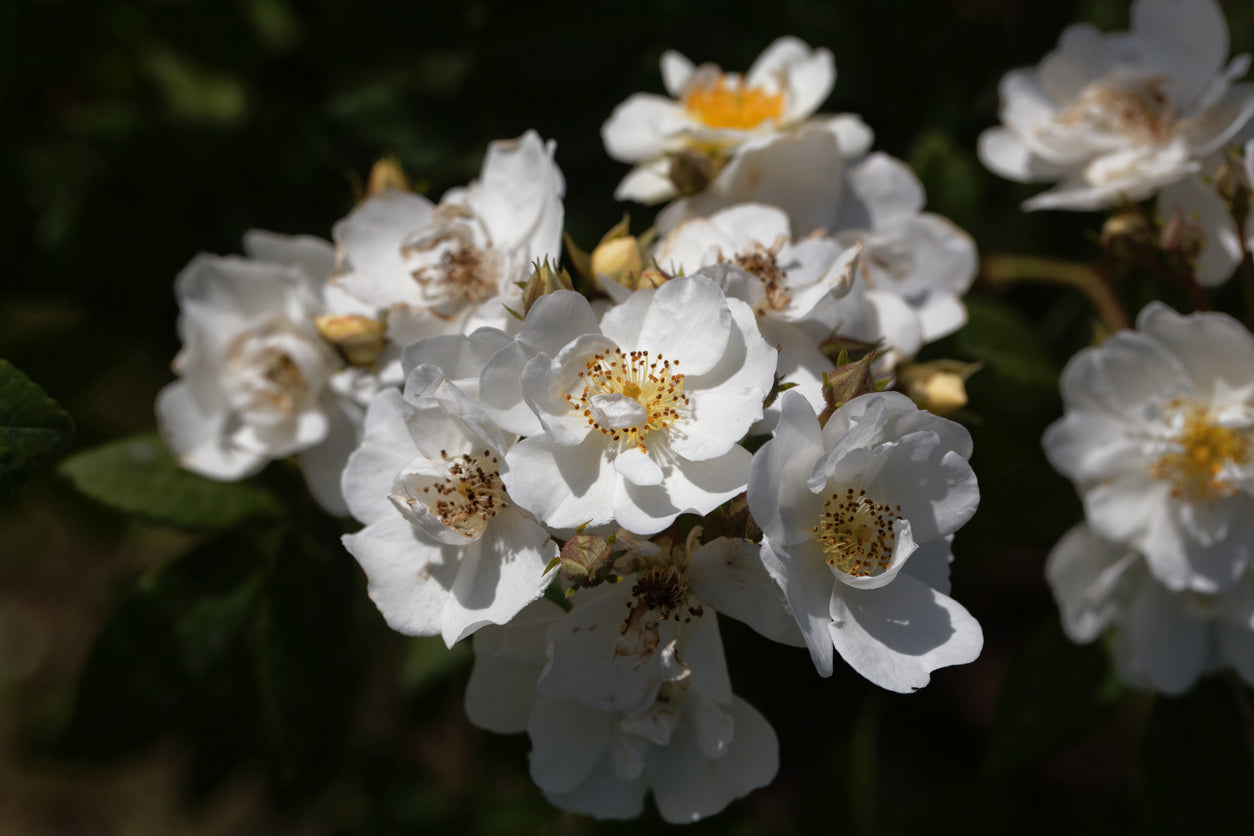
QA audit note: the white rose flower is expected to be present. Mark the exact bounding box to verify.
[748,390,983,692]
[644,204,858,426]
[331,130,564,341]
[1156,138,1254,286]
[340,340,556,645]
[502,275,777,535]
[978,0,1254,211]
[465,535,798,822]
[602,37,837,204]
[658,126,976,365]
[156,231,360,514]
[1047,523,1254,693]
[1043,302,1254,595]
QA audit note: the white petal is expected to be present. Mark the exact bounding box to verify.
[1114,576,1208,694]
[829,572,983,693]
[465,599,562,733]
[503,434,617,530]
[528,698,613,793]
[1045,524,1139,643]
[688,538,806,646]
[297,396,362,516]
[645,694,778,824]
[660,50,696,97]
[440,509,557,645]
[342,515,456,637]
[602,94,691,163]
[747,391,826,545]
[340,389,420,525]
[762,538,838,677]
[615,445,664,486]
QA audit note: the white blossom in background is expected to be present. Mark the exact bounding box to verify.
[1047,523,1254,693]
[1156,138,1254,285]
[465,534,800,822]
[331,130,565,346]
[602,37,838,204]
[978,0,1254,211]
[748,390,982,692]
[659,126,977,367]
[156,231,360,514]
[502,275,776,536]
[1043,303,1254,595]
[340,339,556,646]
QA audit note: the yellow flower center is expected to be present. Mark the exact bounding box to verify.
[683,76,785,130]
[813,487,901,577]
[564,348,689,453]
[416,449,507,538]
[1149,402,1251,503]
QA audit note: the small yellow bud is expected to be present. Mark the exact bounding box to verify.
[591,236,644,287]
[315,314,387,368]
[366,156,409,197]
[897,360,981,416]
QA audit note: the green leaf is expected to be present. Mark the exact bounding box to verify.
[0,359,75,495]
[985,619,1124,775]
[60,434,281,529]
[955,294,1059,392]
[1139,677,1254,835]
[56,536,263,758]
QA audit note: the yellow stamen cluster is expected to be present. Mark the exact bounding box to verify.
[564,348,689,453]
[683,77,785,130]
[419,449,507,538]
[813,487,901,577]
[1149,402,1251,503]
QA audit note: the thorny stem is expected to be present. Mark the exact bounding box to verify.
[982,254,1131,332]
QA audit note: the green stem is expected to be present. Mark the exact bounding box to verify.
[982,254,1130,332]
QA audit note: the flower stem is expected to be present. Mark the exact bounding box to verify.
[981,254,1130,332]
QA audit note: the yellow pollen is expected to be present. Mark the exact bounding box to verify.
[1149,403,1251,503]
[812,487,901,577]
[419,449,507,538]
[564,348,689,453]
[683,76,785,130]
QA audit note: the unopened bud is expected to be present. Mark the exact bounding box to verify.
[591,236,644,288]
[897,360,980,416]
[819,347,881,425]
[520,257,574,314]
[1160,208,1206,277]
[554,531,618,590]
[817,335,878,366]
[367,156,409,197]
[1100,211,1155,262]
[315,314,386,367]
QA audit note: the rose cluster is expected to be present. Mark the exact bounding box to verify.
[155,36,984,822]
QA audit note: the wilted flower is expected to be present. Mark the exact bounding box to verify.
[465,534,799,822]
[978,0,1254,210]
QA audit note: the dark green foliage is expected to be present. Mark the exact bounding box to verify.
[60,435,282,529]
[0,360,75,495]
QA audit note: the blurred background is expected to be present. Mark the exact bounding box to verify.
[5,0,1254,832]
